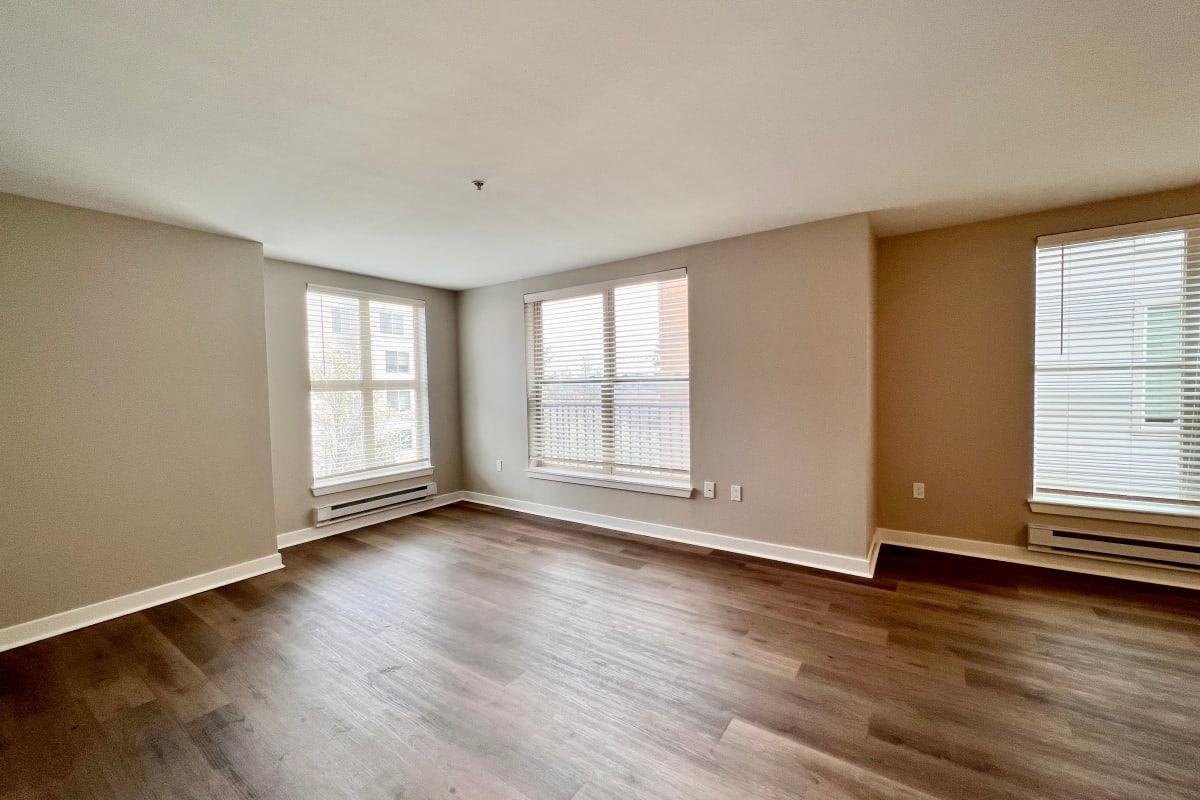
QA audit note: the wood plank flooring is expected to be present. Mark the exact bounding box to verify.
[2,502,1198,799]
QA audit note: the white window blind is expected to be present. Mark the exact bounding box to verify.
[525,269,690,489]
[1034,214,1200,511]
[306,286,431,485]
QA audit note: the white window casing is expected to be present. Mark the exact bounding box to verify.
[306,285,432,492]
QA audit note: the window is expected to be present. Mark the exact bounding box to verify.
[306,286,430,488]
[1033,215,1200,515]
[386,390,412,412]
[331,306,353,334]
[378,309,407,336]
[384,350,410,374]
[524,269,690,495]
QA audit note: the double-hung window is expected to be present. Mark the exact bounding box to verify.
[524,269,691,496]
[1033,215,1200,517]
[306,286,431,492]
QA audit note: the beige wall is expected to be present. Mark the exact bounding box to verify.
[459,214,875,559]
[876,184,1200,546]
[0,194,277,629]
[263,259,462,534]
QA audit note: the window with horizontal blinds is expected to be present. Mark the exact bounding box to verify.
[1034,214,1200,512]
[306,286,431,485]
[525,269,690,489]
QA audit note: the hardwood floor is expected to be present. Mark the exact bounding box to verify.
[2,502,1198,799]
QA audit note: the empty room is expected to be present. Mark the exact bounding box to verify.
[2,2,1199,798]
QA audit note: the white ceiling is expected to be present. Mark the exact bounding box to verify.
[3,1,1200,289]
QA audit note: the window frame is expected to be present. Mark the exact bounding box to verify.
[306,284,432,495]
[1029,213,1200,525]
[523,268,692,497]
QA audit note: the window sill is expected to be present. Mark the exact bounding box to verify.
[312,464,434,496]
[525,468,693,497]
[1028,494,1200,530]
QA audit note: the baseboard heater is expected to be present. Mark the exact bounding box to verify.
[1028,524,1200,572]
[315,482,437,525]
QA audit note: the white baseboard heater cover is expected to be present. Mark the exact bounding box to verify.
[1028,523,1200,572]
[315,481,437,525]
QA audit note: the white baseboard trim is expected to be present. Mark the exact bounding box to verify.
[461,491,875,577]
[875,528,1200,590]
[0,553,284,654]
[277,490,467,549]
[867,531,883,576]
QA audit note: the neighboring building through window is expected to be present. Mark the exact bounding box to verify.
[1033,215,1200,513]
[306,287,430,485]
[386,389,412,412]
[378,309,407,336]
[330,306,353,334]
[524,269,690,494]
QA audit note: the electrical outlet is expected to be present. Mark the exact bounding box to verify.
[913,482,925,499]
[703,481,715,499]
[496,459,503,472]
[730,484,742,502]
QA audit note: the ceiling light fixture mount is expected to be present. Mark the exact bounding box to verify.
[472,179,485,191]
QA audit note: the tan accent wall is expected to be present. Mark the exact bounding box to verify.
[0,194,277,628]
[263,259,462,534]
[876,184,1200,546]
[459,214,875,559]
